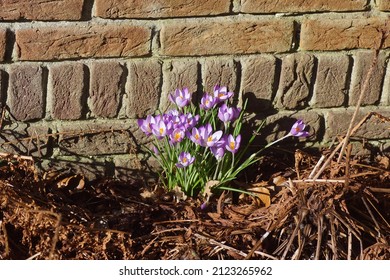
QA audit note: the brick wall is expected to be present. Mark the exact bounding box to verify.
[1,0,390,180]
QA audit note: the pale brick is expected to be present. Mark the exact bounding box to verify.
[161,19,293,56]
[349,51,386,106]
[264,111,323,142]
[8,65,44,121]
[0,70,4,105]
[95,0,230,18]
[90,61,125,118]
[56,120,136,156]
[202,58,238,94]
[312,54,350,108]
[241,56,277,111]
[0,29,6,62]
[49,63,86,120]
[114,154,155,181]
[15,24,151,61]
[301,18,390,51]
[378,0,390,11]
[276,53,315,109]
[39,157,108,181]
[161,59,199,110]
[241,0,368,13]
[326,109,390,140]
[0,0,84,20]
[0,122,50,157]
[382,63,390,106]
[127,60,162,118]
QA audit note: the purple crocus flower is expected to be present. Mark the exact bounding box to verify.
[198,124,213,143]
[289,120,310,137]
[218,104,241,123]
[225,134,241,154]
[200,93,217,110]
[205,130,223,147]
[137,115,157,136]
[169,88,192,108]
[213,85,234,103]
[170,128,185,144]
[211,146,225,160]
[176,152,195,168]
[183,113,200,130]
[151,119,171,139]
[188,127,203,146]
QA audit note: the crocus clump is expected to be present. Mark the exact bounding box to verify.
[138,85,309,197]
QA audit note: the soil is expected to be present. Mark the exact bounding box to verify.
[1,148,390,260]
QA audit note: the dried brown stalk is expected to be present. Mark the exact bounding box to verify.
[338,28,389,163]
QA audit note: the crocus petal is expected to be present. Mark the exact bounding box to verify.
[176,152,195,168]
[226,134,241,153]
[290,120,310,138]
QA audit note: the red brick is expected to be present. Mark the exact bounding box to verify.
[8,65,44,121]
[127,60,162,118]
[95,0,230,18]
[312,54,350,108]
[57,120,135,156]
[301,18,390,51]
[161,19,293,56]
[241,0,368,13]
[326,109,390,140]
[349,51,387,106]
[49,63,86,120]
[0,122,50,156]
[241,56,277,110]
[90,61,125,118]
[378,0,390,11]
[0,29,6,62]
[276,53,315,109]
[15,24,151,61]
[161,59,199,110]
[202,58,238,94]
[0,0,84,21]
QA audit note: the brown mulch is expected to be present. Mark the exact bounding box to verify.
[1,146,389,260]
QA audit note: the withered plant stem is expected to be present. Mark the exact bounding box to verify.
[337,29,388,163]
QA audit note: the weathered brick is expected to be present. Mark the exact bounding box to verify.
[15,24,151,61]
[276,53,315,109]
[0,29,6,61]
[8,65,44,121]
[311,54,350,108]
[349,51,387,106]
[241,0,368,13]
[161,19,293,56]
[326,109,390,140]
[90,61,125,118]
[95,0,231,18]
[39,157,108,181]
[264,111,323,142]
[0,70,4,105]
[0,122,50,156]
[127,60,162,118]
[56,120,137,156]
[0,0,84,21]
[378,0,390,11]
[241,56,277,111]
[49,63,85,120]
[161,59,199,110]
[114,154,155,181]
[382,63,390,106]
[202,58,238,94]
[301,18,390,51]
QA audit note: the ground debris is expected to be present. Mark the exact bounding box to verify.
[0,147,389,259]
